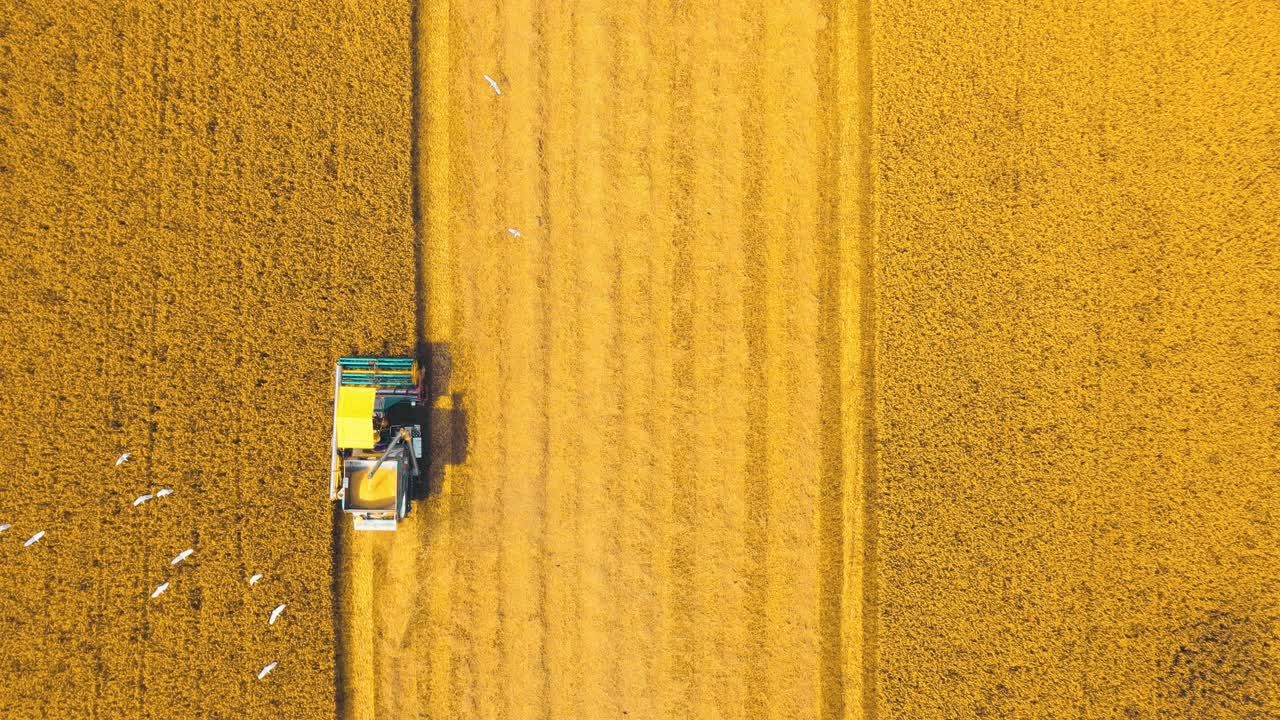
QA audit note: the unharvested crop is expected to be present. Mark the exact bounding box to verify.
[0,2,411,717]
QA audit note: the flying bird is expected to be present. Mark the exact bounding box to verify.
[170,548,194,566]
[155,488,174,498]
[132,494,153,507]
[150,582,170,599]
[506,228,522,238]
[23,530,45,547]
[115,453,131,466]
[484,74,502,95]
[257,661,278,680]
[0,523,11,533]
[269,604,286,625]
[249,573,263,586]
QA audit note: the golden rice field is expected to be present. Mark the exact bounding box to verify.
[1,1,1276,719]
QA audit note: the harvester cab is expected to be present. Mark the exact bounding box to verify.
[329,357,424,531]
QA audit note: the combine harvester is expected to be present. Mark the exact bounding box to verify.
[329,356,424,531]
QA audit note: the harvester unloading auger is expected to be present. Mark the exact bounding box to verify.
[329,356,424,531]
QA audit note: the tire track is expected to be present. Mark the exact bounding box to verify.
[641,1,679,716]
[665,0,699,715]
[756,3,798,716]
[711,2,753,716]
[448,0,504,714]
[531,2,554,717]
[739,0,773,713]
[437,0,478,711]
[611,0,662,715]
[540,1,585,716]
[488,0,515,708]
[784,6,829,715]
[569,0,622,714]
[495,0,548,716]
[761,3,829,718]
[684,2,747,715]
[339,531,375,720]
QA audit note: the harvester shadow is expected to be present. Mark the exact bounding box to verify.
[415,341,468,502]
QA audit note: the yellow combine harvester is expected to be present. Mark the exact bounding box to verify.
[329,356,424,531]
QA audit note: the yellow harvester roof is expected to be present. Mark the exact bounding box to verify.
[335,385,377,449]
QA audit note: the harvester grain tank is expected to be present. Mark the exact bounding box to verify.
[329,357,424,531]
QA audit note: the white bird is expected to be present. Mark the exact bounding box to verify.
[506,227,522,238]
[150,581,170,599]
[132,494,153,507]
[269,604,286,625]
[257,661,278,680]
[0,523,10,533]
[155,488,174,498]
[170,548,194,565]
[249,573,263,586]
[23,530,45,547]
[115,452,131,466]
[483,74,502,95]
